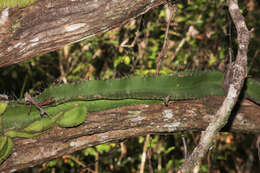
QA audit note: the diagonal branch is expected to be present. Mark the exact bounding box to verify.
[178,0,250,172]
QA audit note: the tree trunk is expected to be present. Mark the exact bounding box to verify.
[0,0,165,67]
[1,96,260,172]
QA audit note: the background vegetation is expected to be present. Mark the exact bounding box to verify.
[0,0,259,172]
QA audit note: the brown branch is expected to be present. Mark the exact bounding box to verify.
[1,97,259,172]
[178,0,250,172]
[155,3,176,74]
[0,0,166,67]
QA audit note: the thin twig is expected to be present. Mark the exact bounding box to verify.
[120,15,144,48]
[81,167,96,173]
[139,134,150,173]
[148,135,154,173]
[95,153,99,173]
[155,3,177,75]
[228,12,233,63]
[117,142,127,165]
[58,46,68,84]
[256,135,260,160]
[63,155,86,168]
[0,94,8,100]
[181,133,188,160]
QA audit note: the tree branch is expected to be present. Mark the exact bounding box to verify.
[0,0,166,67]
[178,0,250,172]
[1,97,259,172]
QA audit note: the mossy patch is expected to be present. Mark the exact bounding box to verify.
[0,0,36,10]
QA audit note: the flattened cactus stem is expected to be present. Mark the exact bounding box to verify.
[0,136,13,165]
[58,105,87,128]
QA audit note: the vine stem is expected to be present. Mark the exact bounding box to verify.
[178,0,250,172]
[155,2,177,74]
[139,134,151,173]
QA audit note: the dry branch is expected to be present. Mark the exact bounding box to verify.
[0,97,260,172]
[0,0,166,67]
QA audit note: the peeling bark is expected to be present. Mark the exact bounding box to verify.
[0,97,260,172]
[0,0,166,67]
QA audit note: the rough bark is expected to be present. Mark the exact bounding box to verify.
[0,97,260,172]
[0,0,166,67]
[178,0,250,172]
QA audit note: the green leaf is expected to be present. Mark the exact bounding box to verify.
[96,144,111,154]
[165,146,175,154]
[82,147,97,156]
[0,101,8,115]
[166,160,174,170]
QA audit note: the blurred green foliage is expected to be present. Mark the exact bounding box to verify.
[0,0,260,172]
